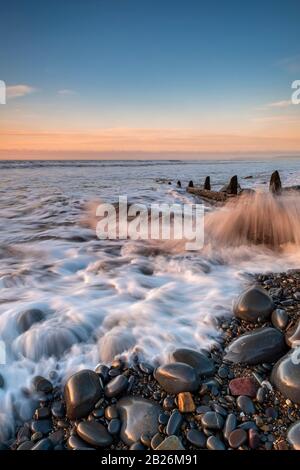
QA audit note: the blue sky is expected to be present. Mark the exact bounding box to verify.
[0,0,300,156]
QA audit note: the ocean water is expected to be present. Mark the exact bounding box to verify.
[0,158,300,439]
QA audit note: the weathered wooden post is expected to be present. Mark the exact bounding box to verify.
[177,180,182,188]
[269,170,282,194]
[204,176,211,190]
[188,180,194,188]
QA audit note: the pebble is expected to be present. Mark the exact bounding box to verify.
[151,433,164,449]
[186,429,206,448]
[229,377,257,397]
[233,286,274,322]
[77,421,113,447]
[154,363,199,394]
[224,413,237,441]
[228,428,247,448]
[177,392,195,413]
[248,428,260,449]
[170,348,215,377]
[166,410,183,436]
[108,419,121,435]
[224,327,286,365]
[237,396,255,415]
[140,433,152,447]
[31,438,53,450]
[206,435,226,450]
[156,435,185,450]
[17,308,45,333]
[129,442,145,450]
[201,412,224,430]
[35,407,51,420]
[287,421,300,450]
[271,309,288,330]
[271,352,300,403]
[104,375,128,398]
[67,434,95,450]
[105,405,119,420]
[256,387,267,404]
[158,413,169,425]
[116,396,161,446]
[32,376,53,394]
[95,364,109,382]
[17,441,35,450]
[64,369,102,420]
[30,419,52,435]
[285,320,300,348]
[51,400,65,419]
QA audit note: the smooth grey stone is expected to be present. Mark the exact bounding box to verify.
[67,434,94,450]
[104,375,128,398]
[238,421,258,431]
[64,369,102,420]
[92,408,104,418]
[287,421,300,450]
[158,412,169,425]
[286,321,300,348]
[151,433,164,449]
[196,405,211,414]
[256,387,267,404]
[271,352,300,403]
[233,286,274,323]
[224,413,237,441]
[48,429,64,446]
[206,435,226,450]
[201,411,224,430]
[30,419,52,435]
[35,407,50,419]
[237,396,255,415]
[156,435,185,450]
[170,348,215,377]
[77,421,113,447]
[117,396,162,446]
[186,429,206,448]
[31,438,53,450]
[271,309,288,330]
[17,308,45,333]
[224,327,286,365]
[108,419,121,435]
[95,364,109,382]
[154,362,199,394]
[129,442,145,450]
[105,405,118,420]
[212,404,227,417]
[51,401,65,419]
[166,410,183,436]
[17,440,35,450]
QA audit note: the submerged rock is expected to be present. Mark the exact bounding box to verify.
[64,369,102,420]
[17,308,45,333]
[271,352,300,404]
[224,327,286,365]
[117,396,162,446]
[233,286,274,322]
[170,348,215,377]
[154,362,199,394]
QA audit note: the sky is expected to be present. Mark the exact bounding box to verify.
[0,0,300,159]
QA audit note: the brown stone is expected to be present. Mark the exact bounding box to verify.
[248,428,260,449]
[228,428,247,449]
[229,377,258,397]
[177,392,195,413]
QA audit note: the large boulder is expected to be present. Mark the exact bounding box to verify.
[64,369,102,420]
[271,352,300,404]
[224,327,286,365]
[233,286,274,322]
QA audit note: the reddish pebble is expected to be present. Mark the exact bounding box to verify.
[229,377,258,397]
[248,428,260,449]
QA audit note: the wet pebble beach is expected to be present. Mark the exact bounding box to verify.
[3,269,300,451]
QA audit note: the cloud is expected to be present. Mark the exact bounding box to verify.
[6,84,37,99]
[267,99,292,108]
[57,89,77,96]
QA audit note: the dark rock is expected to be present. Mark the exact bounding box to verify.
[285,320,300,348]
[248,428,260,449]
[206,435,226,450]
[104,375,128,398]
[35,407,50,420]
[129,442,145,450]
[48,429,64,446]
[156,435,185,450]
[271,309,288,330]
[30,419,52,435]
[31,432,43,442]
[17,441,35,450]
[0,374,5,389]
[188,181,194,188]
[170,348,215,377]
[201,412,224,430]
[229,377,257,397]
[95,364,109,382]
[269,170,282,194]
[163,396,174,410]
[105,405,118,420]
[233,286,274,322]
[224,327,286,365]
[51,401,65,419]
[224,413,237,441]
[67,435,95,450]
[177,392,195,413]
[108,419,121,435]
[32,376,53,394]
[158,413,169,425]
[256,387,267,404]
[154,362,199,394]
[17,308,45,333]
[151,433,164,449]
[166,410,183,436]
[77,421,113,447]
[237,396,255,415]
[92,408,104,418]
[186,429,206,448]
[117,396,161,446]
[64,369,102,420]
[228,428,247,448]
[220,175,238,195]
[139,362,154,374]
[287,421,300,450]
[31,438,53,450]
[271,352,300,404]
[204,176,211,191]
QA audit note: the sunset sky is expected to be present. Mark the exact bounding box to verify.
[0,0,300,159]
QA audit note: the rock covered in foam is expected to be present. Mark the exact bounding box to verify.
[64,369,102,420]
[17,308,45,333]
[233,286,274,322]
